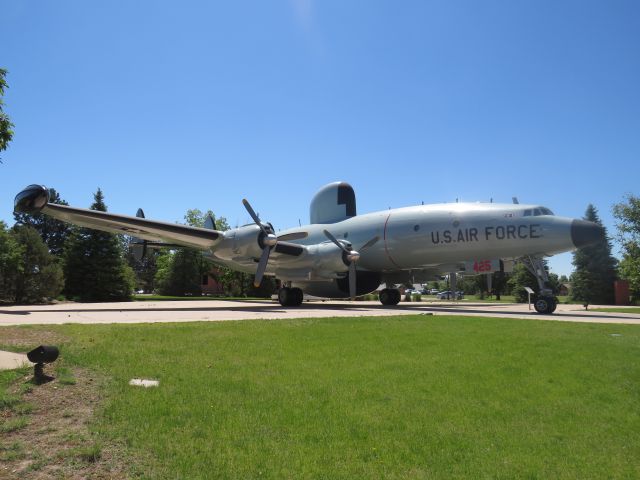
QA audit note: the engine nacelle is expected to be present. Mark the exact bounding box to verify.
[214,224,264,261]
[306,242,349,277]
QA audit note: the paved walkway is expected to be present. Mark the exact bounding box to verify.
[0,350,32,371]
[1,300,639,326]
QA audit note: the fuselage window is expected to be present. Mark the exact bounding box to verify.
[414,224,420,232]
[524,209,532,216]
[533,208,542,216]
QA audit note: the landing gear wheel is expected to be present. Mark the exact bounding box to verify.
[379,288,401,306]
[534,296,556,314]
[278,288,290,307]
[290,287,303,306]
[278,287,304,307]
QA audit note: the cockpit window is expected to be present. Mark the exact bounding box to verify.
[524,207,554,217]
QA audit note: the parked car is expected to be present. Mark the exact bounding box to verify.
[438,291,464,300]
[429,288,439,295]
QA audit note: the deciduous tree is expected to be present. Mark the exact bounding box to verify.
[0,222,63,304]
[154,209,224,296]
[0,68,14,163]
[11,225,64,304]
[0,221,22,303]
[613,194,640,302]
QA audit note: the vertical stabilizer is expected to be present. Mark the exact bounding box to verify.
[309,182,357,224]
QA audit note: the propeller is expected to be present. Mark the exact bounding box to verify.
[323,230,379,300]
[242,199,278,288]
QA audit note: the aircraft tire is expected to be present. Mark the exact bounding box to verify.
[379,288,401,306]
[278,287,303,307]
[534,296,556,314]
[278,288,291,307]
[290,288,304,306]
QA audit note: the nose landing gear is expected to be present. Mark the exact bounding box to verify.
[533,295,557,314]
[520,255,557,314]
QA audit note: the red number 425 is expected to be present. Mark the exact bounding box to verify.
[473,260,492,273]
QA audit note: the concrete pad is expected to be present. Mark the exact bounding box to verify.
[1,299,639,326]
[0,350,33,371]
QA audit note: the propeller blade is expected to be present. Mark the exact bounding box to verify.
[323,229,349,253]
[349,261,357,300]
[242,199,267,234]
[254,245,271,287]
[359,235,379,252]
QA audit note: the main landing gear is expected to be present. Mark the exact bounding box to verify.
[278,287,303,307]
[379,288,401,306]
[520,255,557,314]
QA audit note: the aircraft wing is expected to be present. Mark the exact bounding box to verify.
[14,185,221,250]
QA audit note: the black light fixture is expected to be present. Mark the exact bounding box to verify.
[27,345,59,382]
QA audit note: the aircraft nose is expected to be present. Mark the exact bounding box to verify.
[571,220,604,249]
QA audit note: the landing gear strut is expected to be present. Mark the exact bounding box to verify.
[520,255,557,314]
[379,288,401,306]
[278,287,303,307]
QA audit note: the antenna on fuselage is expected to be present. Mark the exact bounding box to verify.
[512,197,519,204]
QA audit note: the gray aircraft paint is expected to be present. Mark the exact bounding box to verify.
[14,182,601,300]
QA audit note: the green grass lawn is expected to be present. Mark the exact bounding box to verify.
[5,316,640,478]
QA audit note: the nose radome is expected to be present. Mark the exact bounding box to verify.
[571,220,604,248]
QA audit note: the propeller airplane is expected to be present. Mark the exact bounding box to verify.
[14,182,604,314]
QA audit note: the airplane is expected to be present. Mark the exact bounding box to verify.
[14,182,604,314]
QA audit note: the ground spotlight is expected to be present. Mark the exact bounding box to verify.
[27,345,59,382]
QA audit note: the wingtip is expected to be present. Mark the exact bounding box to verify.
[14,184,50,214]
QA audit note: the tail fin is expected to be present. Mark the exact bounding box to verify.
[204,214,216,230]
[130,208,147,261]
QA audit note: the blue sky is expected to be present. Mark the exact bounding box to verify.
[2,1,639,276]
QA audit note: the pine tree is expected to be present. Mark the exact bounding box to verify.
[63,188,135,302]
[14,188,70,256]
[571,204,618,306]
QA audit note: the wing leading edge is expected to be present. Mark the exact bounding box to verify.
[14,184,222,250]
